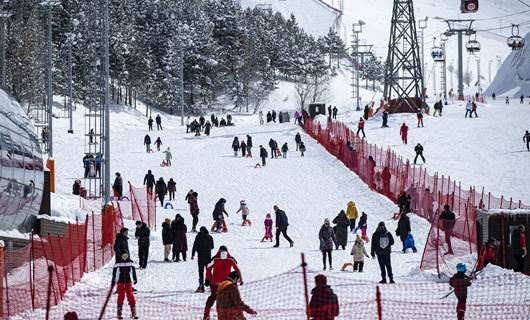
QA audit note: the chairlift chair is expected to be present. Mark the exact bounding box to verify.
[508,24,525,50]
[461,0,479,13]
[431,47,445,62]
[466,38,481,54]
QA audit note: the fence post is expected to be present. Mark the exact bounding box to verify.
[40,235,58,305]
[0,243,4,318]
[301,254,309,320]
[376,285,382,320]
[45,266,54,320]
[92,213,96,271]
[98,283,115,320]
[30,232,35,311]
[67,224,76,284]
[57,235,69,295]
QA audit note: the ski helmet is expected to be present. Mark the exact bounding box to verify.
[456,263,466,273]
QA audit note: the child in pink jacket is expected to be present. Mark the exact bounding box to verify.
[261,213,273,242]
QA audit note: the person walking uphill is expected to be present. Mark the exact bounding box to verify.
[144,134,151,153]
[232,137,240,157]
[273,205,294,248]
[135,221,150,269]
[204,246,242,320]
[332,210,350,250]
[346,201,359,232]
[112,253,138,319]
[171,214,188,262]
[192,226,214,293]
[216,271,257,320]
[259,145,268,166]
[295,132,302,151]
[162,218,173,262]
[154,137,162,151]
[449,263,472,320]
[308,274,339,320]
[281,143,288,158]
[143,170,155,197]
[319,219,337,270]
[113,172,123,198]
[155,177,167,207]
[167,178,176,201]
[156,114,162,130]
[371,221,395,283]
[357,117,366,139]
[246,135,253,158]
[148,117,153,131]
[269,138,278,159]
[114,228,130,263]
[187,191,200,232]
[163,147,172,166]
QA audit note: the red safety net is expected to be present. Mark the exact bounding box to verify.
[0,203,123,318]
[128,182,156,230]
[303,118,529,275]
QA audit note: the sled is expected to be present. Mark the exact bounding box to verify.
[164,202,174,210]
[211,221,228,233]
[160,161,169,167]
[255,164,262,169]
[242,219,252,226]
[148,149,154,153]
[275,148,281,158]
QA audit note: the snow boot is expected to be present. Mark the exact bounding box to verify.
[117,305,123,319]
[289,241,294,248]
[389,278,395,284]
[379,279,387,284]
[195,286,205,293]
[130,304,138,319]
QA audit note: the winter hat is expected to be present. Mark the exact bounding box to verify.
[227,271,240,282]
[200,226,208,233]
[115,172,120,176]
[355,234,362,242]
[456,263,466,273]
[324,218,330,226]
[135,220,142,226]
[164,217,171,224]
[315,274,327,286]
[219,245,228,252]
[444,204,450,211]
[378,221,385,228]
[240,200,246,205]
[119,227,128,234]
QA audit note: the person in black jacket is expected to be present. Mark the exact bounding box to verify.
[155,177,167,207]
[266,111,272,123]
[111,253,138,319]
[259,145,268,166]
[204,121,212,136]
[273,205,294,248]
[240,141,247,157]
[135,221,150,269]
[295,133,302,151]
[269,139,278,159]
[440,204,456,255]
[246,135,253,158]
[162,218,172,262]
[212,198,229,233]
[114,228,130,263]
[113,172,123,198]
[232,137,240,156]
[167,178,176,201]
[382,111,389,128]
[396,213,415,253]
[192,226,215,293]
[144,134,151,153]
[143,170,155,197]
[414,143,425,165]
[155,114,162,130]
[171,214,188,262]
[371,221,395,283]
[148,117,153,131]
[281,143,288,158]
[272,110,277,122]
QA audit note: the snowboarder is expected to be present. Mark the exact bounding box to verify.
[273,205,294,248]
[308,274,339,319]
[295,132,302,151]
[416,110,424,127]
[232,137,240,156]
[144,134,152,153]
[342,235,369,272]
[440,204,456,255]
[187,191,200,232]
[163,147,172,166]
[396,213,416,253]
[154,137,162,151]
[191,226,214,293]
[413,143,425,165]
[155,177,167,207]
[319,219,337,270]
[204,246,242,319]
[240,141,247,157]
[400,123,408,144]
[382,111,389,128]
[162,218,172,262]
[381,167,391,196]
[333,210,350,250]
[236,200,251,226]
[281,143,288,158]
[246,135,253,158]
[371,221,395,284]
[346,201,359,232]
[299,141,306,157]
[511,224,527,272]
[523,130,530,151]
[155,114,162,130]
[465,101,473,118]
[171,214,188,262]
[259,110,264,125]
[261,213,273,242]
[259,145,268,166]
[167,178,176,201]
[216,271,257,319]
[111,253,138,320]
[268,139,278,159]
[332,106,338,119]
[148,117,153,131]
[113,172,123,198]
[143,170,155,197]
[134,221,150,269]
[212,198,229,233]
[272,110,277,122]
[449,263,472,320]
[114,228,130,263]
[204,121,212,136]
[357,117,366,138]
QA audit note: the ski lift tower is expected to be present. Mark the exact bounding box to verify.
[443,19,475,101]
[383,0,426,113]
[351,20,365,111]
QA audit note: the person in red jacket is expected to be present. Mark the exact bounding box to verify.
[203,246,242,320]
[356,117,366,139]
[477,238,498,270]
[400,123,408,144]
[381,167,391,196]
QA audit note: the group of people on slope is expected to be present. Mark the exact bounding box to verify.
[187,113,233,136]
[147,114,163,131]
[142,170,177,207]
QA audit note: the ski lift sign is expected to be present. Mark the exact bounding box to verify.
[461,0,479,13]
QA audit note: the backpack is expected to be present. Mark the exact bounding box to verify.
[379,232,390,250]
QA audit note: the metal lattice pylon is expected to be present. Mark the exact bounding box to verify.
[383,0,424,111]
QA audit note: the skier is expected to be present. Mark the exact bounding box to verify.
[400,123,408,144]
[332,210,350,250]
[204,246,242,320]
[236,200,251,226]
[212,198,229,233]
[232,137,240,157]
[134,221,150,269]
[319,219,337,270]
[191,226,214,293]
[162,218,172,262]
[273,205,294,248]
[216,271,257,319]
[295,132,302,151]
[163,147,172,166]
[143,170,155,197]
[259,110,264,125]
[261,213,273,242]
[477,238,497,270]
[156,114,162,130]
[299,141,306,157]
[144,134,152,153]
[240,141,247,157]
[449,263,472,320]
[465,101,473,118]
[523,130,530,151]
[204,121,212,136]
[113,172,123,198]
[171,214,188,262]
[416,110,424,127]
[187,191,200,232]
[154,137,162,151]
[440,204,456,255]
[371,221,395,283]
[167,178,176,201]
[268,139,278,159]
[281,143,288,158]
[471,101,478,117]
[259,145,268,166]
[148,117,153,131]
[413,143,425,165]
[272,110,277,122]
[381,167,391,196]
[511,224,527,272]
[395,213,416,253]
[246,135,253,158]
[266,111,272,123]
[341,235,369,272]
[346,201,359,232]
[382,111,389,128]
[114,227,130,263]
[356,117,366,139]
[308,274,339,319]
[332,106,338,119]
[111,253,138,320]
[155,177,167,207]
[505,96,510,104]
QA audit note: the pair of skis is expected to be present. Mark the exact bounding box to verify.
[440,260,483,299]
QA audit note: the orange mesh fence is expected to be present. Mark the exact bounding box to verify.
[303,118,529,275]
[128,182,156,230]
